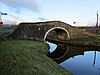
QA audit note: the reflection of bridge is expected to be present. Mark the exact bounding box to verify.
[9,21,90,41]
[48,44,100,64]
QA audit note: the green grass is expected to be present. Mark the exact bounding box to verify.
[0,40,72,75]
[0,26,17,31]
[0,27,7,31]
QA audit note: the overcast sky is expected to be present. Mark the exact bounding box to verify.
[0,0,100,26]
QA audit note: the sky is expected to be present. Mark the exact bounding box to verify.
[0,0,100,26]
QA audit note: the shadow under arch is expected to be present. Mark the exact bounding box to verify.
[44,27,70,43]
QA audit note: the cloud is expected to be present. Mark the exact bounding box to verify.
[38,17,46,21]
[0,0,40,13]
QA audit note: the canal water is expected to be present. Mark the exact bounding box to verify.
[47,42,100,75]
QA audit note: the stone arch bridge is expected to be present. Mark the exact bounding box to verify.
[9,21,90,42]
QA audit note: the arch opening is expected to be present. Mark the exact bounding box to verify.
[44,27,70,43]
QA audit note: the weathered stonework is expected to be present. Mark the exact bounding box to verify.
[80,27,100,34]
[9,21,92,41]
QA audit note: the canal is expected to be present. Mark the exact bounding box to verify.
[47,42,100,75]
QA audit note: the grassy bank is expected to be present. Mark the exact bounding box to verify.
[0,40,72,75]
[0,27,8,31]
[0,26,17,31]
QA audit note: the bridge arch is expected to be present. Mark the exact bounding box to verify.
[9,21,87,41]
[44,27,70,42]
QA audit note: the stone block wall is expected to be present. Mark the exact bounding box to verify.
[9,21,93,41]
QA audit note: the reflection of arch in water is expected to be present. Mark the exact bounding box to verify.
[44,27,70,42]
[56,46,69,60]
[47,42,57,53]
[48,44,100,64]
[48,44,69,59]
[53,45,85,64]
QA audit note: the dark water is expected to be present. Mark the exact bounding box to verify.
[48,42,100,75]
